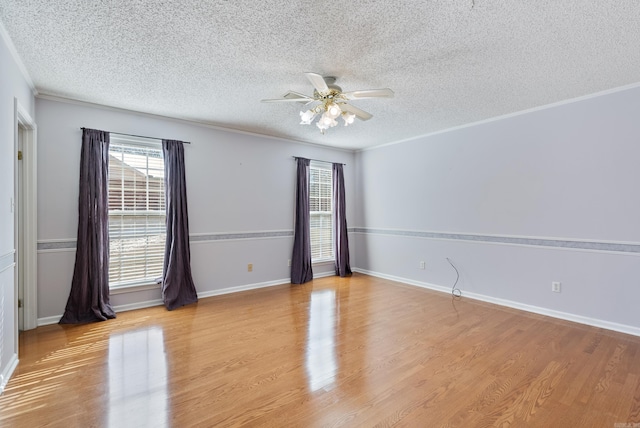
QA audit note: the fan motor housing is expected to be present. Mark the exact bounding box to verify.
[315,88,342,100]
[316,78,342,100]
[312,76,342,100]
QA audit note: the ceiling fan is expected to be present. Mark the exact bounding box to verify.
[261,72,394,134]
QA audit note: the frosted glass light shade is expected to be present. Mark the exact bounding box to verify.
[326,103,341,119]
[343,112,356,126]
[300,110,316,125]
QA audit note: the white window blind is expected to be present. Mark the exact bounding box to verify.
[310,161,333,262]
[108,138,165,288]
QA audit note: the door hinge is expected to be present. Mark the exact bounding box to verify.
[18,299,23,308]
[17,150,23,160]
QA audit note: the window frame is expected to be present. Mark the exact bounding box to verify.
[107,135,166,291]
[309,160,334,263]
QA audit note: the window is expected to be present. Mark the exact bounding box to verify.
[108,137,165,288]
[309,161,333,262]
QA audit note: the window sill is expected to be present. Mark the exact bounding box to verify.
[312,259,334,266]
[109,282,161,295]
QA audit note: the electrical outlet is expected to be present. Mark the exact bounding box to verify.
[248,263,253,272]
[552,281,561,293]
[419,261,425,269]
[287,259,291,267]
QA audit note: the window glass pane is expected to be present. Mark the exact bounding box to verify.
[108,215,165,285]
[108,139,165,288]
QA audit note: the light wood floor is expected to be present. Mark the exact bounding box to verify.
[1,274,639,427]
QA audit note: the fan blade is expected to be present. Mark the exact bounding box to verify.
[305,72,329,94]
[283,91,313,100]
[339,103,373,121]
[262,91,315,104]
[342,88,394,100]
[261,98,314,103]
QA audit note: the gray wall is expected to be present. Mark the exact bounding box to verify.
[36,97,355,321]
[0,29,35,389]
[353,86,640,334]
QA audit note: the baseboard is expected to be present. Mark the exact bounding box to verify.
[39,278,297,325]
[197,272,335,299]
[352,267,640,337]
[37,273,343,326]
[37,298,166,326]
[113,299,164,313]
[313,270,336,279]
[197,278,291,299]
[0,353,19,395]
[461,290,640,337]
[353,268,453,295]
[37,315,61,326]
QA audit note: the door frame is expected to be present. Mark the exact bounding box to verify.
[14,99,37,331]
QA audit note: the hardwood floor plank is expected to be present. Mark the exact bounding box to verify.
[629,376,640,423]
[1,273,639,427]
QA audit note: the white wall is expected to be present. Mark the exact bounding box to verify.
[36,98,355,321]
[354,86,640,334]
[0,28,35,390]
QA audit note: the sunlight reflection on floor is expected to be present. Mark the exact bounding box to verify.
[306,289,338,392]
[108,327,169,428]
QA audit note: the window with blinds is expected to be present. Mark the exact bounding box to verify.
[310,161,333,262]
[108,137,165,288]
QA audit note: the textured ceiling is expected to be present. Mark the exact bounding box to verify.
[1,1,640,150]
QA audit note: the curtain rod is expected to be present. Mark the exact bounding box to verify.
[80,128,191,144]
[292,156,345,166]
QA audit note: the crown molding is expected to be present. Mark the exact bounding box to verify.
[359,81,640,152]
[0,19,37,94]
[36,93,355,153]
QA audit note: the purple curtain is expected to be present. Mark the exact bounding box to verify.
[162,140,198,310]
[291,157,313,284]
[60,128,116,324]
[332,163,352,277]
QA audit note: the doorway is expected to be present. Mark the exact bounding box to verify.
[14,99,37,336]
[16,125,24,330]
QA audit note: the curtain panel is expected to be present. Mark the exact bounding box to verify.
[291,157,313,284]
[332,163,352,277]
[161,140,198,310]
[60,128,116,324]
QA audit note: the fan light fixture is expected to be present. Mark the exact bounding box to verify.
[262,72,394,135]
[299,101,356,133]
